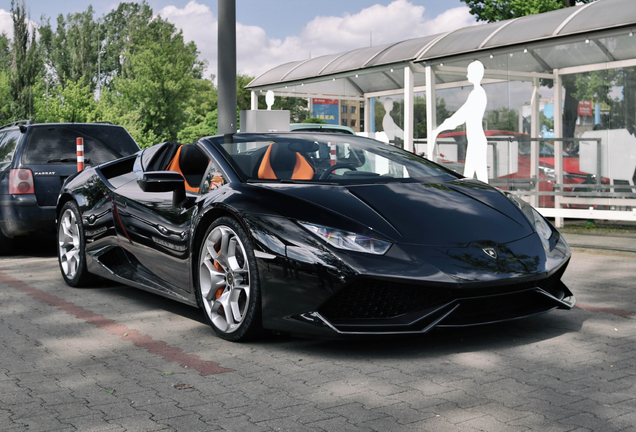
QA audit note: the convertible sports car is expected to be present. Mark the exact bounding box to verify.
[56,132,575,341]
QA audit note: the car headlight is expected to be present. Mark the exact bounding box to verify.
[298,221,392,255]
[504,193,553,249]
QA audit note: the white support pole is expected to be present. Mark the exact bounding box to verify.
[425,66,437,159]
[553,70,564,228]
[364,96,371,133]
[404,66,414,152]
[251,91,258,110]
[530,77,540,208]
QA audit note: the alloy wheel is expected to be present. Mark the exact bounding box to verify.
[199,225,251,334]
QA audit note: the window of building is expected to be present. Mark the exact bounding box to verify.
[341,105,347,113]
[350,120,356,127]
[341,119,347,126]
[350,106,356,114]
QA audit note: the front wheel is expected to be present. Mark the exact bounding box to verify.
[57,201,95,287]
[197,217,262,341]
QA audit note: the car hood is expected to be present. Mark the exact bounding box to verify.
[253,179,534,247]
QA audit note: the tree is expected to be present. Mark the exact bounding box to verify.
[100,2,155,82]
[0,33,10,72]
[303,118,327,124]
[460,0,593,22]
[0,33,11,124]
[39,7,98,90]
[9,0,43,120]
[106,16,204,147]
[33,79,99,123]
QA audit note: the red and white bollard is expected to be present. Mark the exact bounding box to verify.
[329,142,336,166]
[76,137,84,172]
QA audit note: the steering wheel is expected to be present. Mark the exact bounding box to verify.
[319,163,358,179]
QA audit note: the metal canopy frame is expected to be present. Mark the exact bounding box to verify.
[246,0,636,225]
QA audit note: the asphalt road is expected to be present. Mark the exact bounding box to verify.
[0,237,634,432]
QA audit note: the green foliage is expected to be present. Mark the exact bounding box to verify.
[0,71,11,124]
[9,0,43,120]
[0,33,10,72]
[459,0,594,22]
[484,107,519,132]
[107,16,204,146]
[39,6,98,90]
[236,74,254,112]
[177,109,218,144]
[302,117,327,124]
[101,2,155,80]
[33,79,99,123]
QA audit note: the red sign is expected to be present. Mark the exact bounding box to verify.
[578,100,593,117]
[312,98,338,105]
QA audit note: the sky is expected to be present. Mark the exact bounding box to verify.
[0,0,477,80]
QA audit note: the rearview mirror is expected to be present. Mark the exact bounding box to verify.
[137,171,186,206]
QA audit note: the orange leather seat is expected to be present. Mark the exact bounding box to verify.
[166,145,209,192]
[258,142,315,180]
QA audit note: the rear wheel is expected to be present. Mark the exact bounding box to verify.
[57,201,95,287]
[197,217,262,341]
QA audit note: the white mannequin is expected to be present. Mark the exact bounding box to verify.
[382,98,404,142]
[430,60,488,183]
[266,90,275,110]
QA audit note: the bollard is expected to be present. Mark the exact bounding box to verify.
[330,142,336,166]
[77,137,84,172]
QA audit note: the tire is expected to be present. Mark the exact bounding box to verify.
[197,216,262,341]
[0,231,13,255]
[57,201,95,287]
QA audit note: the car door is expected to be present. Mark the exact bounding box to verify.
[112,144,228,297]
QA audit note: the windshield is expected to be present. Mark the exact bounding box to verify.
[23,125,140,165]
[210,133,459,184]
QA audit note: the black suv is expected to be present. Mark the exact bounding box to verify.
[0,121,140,253]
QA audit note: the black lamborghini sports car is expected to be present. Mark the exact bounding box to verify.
[56,132,575,341]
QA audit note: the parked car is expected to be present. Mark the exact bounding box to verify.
[436,131,604,207]
[290,123,356,135]
[56,132,574,341]
[0,121,139,253]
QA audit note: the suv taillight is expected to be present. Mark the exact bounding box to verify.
[9,169,35,194]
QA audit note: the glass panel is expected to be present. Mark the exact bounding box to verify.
[484,7,575,47]
[321,45,392,75]
[598,34,636,62]
[368,35,439,67]
[534,41,608,70]
[558,0,636,36]
[284,55,343,81]
[573,66,636,207]
[23,125,138,165]
[424,21,506,58]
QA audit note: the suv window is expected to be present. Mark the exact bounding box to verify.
[0,130,20,169]
[22,125,139,165]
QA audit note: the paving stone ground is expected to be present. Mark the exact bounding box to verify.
[0,238,634,431]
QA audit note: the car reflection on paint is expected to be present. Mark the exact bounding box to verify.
[56,132,575,341]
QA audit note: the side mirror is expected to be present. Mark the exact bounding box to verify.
[137,171,186,207]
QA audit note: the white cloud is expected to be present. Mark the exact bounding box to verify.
[0,8,40,42]
[0,9,13,39]
[158,0,476,81]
